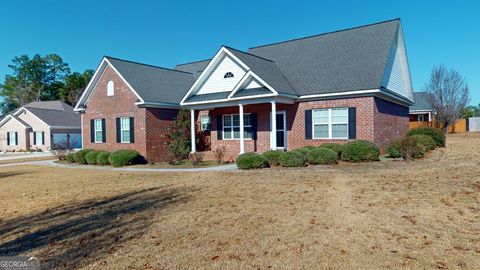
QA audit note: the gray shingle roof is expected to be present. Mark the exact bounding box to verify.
[231,87,272,98]
[106,57,196,104]
[410,92,433,111]
[247,19,400,96]
[184,91,230,103]
[24,101,80,127]
[174,59,211,79]
[11,115,31,128]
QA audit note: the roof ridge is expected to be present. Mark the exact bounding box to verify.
[249,18,401,50]
[223,46,275,63]
[25,106,68,112]
[175,58,211,66]
[104,56,194,75]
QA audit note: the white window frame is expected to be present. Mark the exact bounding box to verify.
[35,131,43,146]
[8,132,17,146]
[222,114,252,140]
[94,119,103,143]
[312,108,349,139]
[107,80,114,96]
[200,116,211,131]
[120,117,131,143]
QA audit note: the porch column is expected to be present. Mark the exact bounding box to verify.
[190,109,196,153]
[271,101,277,150]
[239,104,245,154]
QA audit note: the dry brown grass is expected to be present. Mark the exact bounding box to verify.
[0,133,479,269]
[0,156,54,165]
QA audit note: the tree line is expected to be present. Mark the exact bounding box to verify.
[0,54,93,114]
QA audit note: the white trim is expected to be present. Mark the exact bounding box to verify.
[271,102,277,150]
[120,117,131,143]
[409,110,433,114]
[14,107,51,128]
[200,115,211,131]
[80,114,84,149]
[190,109,196,153]
[94,119,103,143]
[107,80,115,96]
[74,58,108,111]
[104,58,145,103]
[227,71,277,99]
[298,89,380,100]
[312,107,349,140]
[50,125,81,129]
[271,110,287,150]
[75,65,108,111]
[0,115,30,128]
[239,104,244,154]
[134,101,182,109]
[222,113,252,141]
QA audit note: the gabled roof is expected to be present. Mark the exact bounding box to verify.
[247,19,401,96]
[175,59,211,79]
[410,92,433,112]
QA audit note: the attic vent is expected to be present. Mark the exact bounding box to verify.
[224,72,234,78]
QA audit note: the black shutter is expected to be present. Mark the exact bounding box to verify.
[15,132,18,145]
[101,119,106,143]
[305,110,312,140]
[251,113,257,140]
[129,117,134,143]
[33,132,36,145]
[348,107,357,139]
[42,132,45,145]
[90,119,95,143]
[216,115,223,140]
[116,118,121,143]
[7,132,10,146]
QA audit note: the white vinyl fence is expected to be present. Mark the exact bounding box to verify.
[468,117,480,132]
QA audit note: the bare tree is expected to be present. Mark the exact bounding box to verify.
[425,65,470,133]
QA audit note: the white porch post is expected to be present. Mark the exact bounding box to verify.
[271,101,277,150]
[239,104,245,154]
[190,109,196,153]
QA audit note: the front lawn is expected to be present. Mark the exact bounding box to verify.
[0,133,479,269]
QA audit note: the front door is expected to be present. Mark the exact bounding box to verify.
[272,111,286,149]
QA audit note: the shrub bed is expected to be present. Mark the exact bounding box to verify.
[74,149,94,164]
[393,136,426,160]
[320,143,343,159]
[97,151,111,165]
[306,148,337,165]
[108,150,140,167]
[262,150,284,166]
[85,150,106,165]
[65,153,76,163]
[407,127,445,147]
[236,152,269,170]
[387,140,403,158]
[279,151,306,167]
[341,140,380,162]
[410,134,436,151]
[293,146,317,157]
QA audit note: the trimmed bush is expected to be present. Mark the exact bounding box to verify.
[262,150,284,166]
[293,146,317,157]
[387,140,403,158]
[279,151,306,167]
[394,136,426,160]
[108,150,140,167]
[65,153,76,163]
[320,143,343,159]
[236,152,269,170]
[410,134,436,151]
[85,150,106,165]
[407,127,445,147]
[97,151,111,165]
[306,148,337,165]
[341,140,380,162]
[74,149,94,164]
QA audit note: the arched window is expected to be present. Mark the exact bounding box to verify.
[224,72,234,78]
[107,81,114,96]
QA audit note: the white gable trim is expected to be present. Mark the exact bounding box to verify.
[0,115,30,128]
[14,107,51,128]
[74,57,145,112]
[227,71,277,99]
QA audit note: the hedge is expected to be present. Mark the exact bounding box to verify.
[341,140,380,162]
[279,151,306,167]
[407,127,445,147]
[66,153,76,163]
[320,143,343,159]
[410,134,436,151]
[293,146,317,157]
[387,140,403,158]
[393,136,426,160]
[306,147,337,165]
[262,150,284,166]
[85,150,107,165]
[74,149,94,164]
[97,151,111,165]
[236,152,269,170]
[108,150,140,167]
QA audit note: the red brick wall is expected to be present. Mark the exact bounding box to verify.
[144,108,179,161]
[373,97,409,150]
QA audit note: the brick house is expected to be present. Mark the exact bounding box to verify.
[75,18,414,162]
[409,92,434,124]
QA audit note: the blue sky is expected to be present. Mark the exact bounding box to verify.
[1,0,479,105]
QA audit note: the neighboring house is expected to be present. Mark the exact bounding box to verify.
[0,101,81,152]
[75,18,414,162]
[409,92,434,125]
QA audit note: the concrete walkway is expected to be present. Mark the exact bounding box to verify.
[0,152,54,161]
[0,159,238,172]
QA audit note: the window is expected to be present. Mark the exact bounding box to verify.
[418,115,424,122]
[313,108,348,139]
[107,80,114,96]
[94,119,103,143]
[120,117,130,143]
[200,116,211,131]
[35,132,43,145]
[7,132,17,146]
[223,114,252,140]
[224,72,234,78]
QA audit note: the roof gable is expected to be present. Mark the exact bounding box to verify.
[410,92,433,111]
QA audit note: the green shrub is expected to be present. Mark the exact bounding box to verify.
[394,136,426,160]
[108,150,140,167]
[236,152,269,170]
[85,150,106,165]
[262,150,284,166]
[293,146,317,157]
[407,127,446,147]
[279,151,306,167]
[320,143,343,159]
[97,151,111,165]
[410,134,436,151]
[306,148,337,165]
[341,140,380,162]
[74,149,94,164]
[387,140,403,158]
[66,153,76,163]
